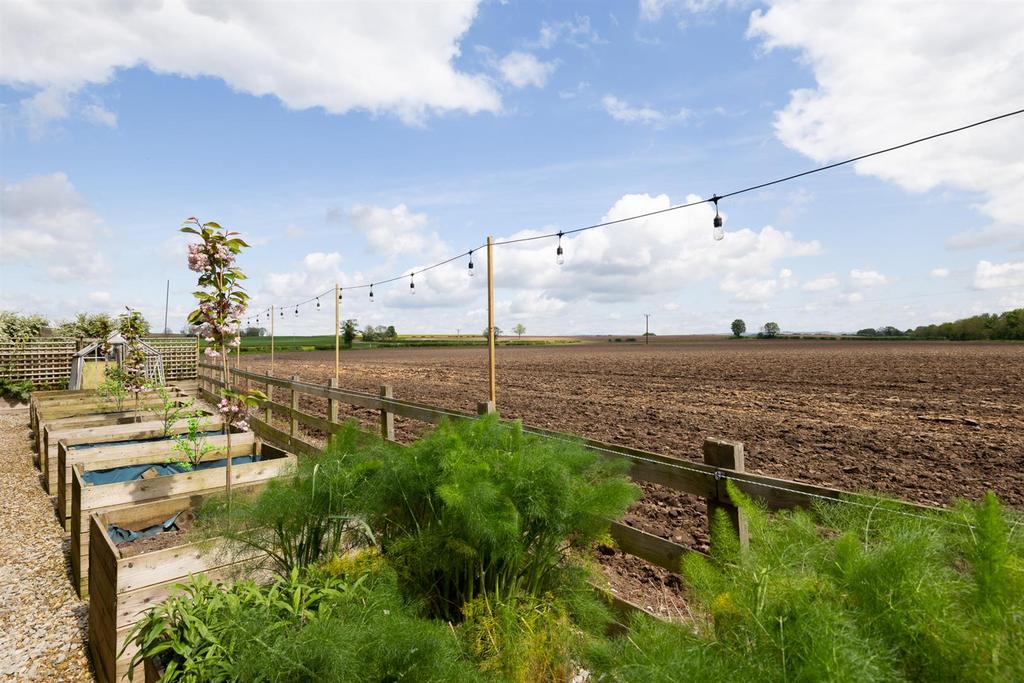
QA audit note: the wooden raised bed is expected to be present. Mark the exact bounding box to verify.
[34,388,190,448]
[42,415,223,495]
[72,440,293,597]
[55,422,234,528]
[39,399,199,469]
[88,493,270,683]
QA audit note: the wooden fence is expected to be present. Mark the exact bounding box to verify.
[199,361,943,596]
[0,337,198,386]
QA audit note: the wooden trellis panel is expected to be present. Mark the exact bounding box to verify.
[145,338,199,380]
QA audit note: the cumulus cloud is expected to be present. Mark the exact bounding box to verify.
[0,172,107,280]
[849,269,887,288]
[973,260,1024,289]
[498,52,556,89]
[348,203,438,255]
[802,276,839,292]
[930,268,950,278]
[81,102,117,128]
[535,15,602,49]
[0,0,499,127]
[747,0,1024,249]
[303,252,341,272]
[602,95,690,127]
[640,0,741,21]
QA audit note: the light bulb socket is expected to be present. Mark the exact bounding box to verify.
[713,215,723,228]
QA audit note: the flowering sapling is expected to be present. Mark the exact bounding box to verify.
[118,307,150,421]
[181,218,266,499]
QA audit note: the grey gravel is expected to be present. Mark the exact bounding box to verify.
[0,411,93,682]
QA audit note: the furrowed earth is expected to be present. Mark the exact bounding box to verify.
[238,337,1024,616]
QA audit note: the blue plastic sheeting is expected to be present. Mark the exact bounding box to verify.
[108,512,182,544]
[82,455,258,485]
[70,430,224,451]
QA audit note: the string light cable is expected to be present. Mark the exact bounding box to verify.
[251,107,1023,318]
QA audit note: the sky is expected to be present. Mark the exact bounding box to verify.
[1,0,1023,336]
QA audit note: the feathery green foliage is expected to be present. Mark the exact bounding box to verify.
[358,414,640,620]
[590,487,1024,682]
[200,421,388,576]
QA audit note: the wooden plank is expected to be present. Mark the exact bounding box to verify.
[608,521,695,573]
[249,418,320,457]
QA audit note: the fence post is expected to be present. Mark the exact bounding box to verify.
[477,401,496,416]
[379,385,395,441]
[264,374,273,427]
[290,375,300,436]
[327,378,339,424]
[703,438,749,550]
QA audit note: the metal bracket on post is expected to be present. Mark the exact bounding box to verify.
[703,438,749,550]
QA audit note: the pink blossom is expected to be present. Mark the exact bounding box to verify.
[205,347,220,358]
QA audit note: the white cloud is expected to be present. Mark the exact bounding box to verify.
[747,1,1024,249]
[349,203,437,255]
[849,269,887,288]
[498,52,556,89]
[973,260,1024,289]
[640,0,740,21]
[81,102,117,128]
[843,292,864,304]
[930,268,950,278]
[0,172,107,280]
[303,252,341,272]
[602,95,690,127]
[88,291,111,304]
[0,0,499,127]
[536,16,602,49]
[802,276,839,291]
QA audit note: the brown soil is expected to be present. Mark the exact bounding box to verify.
[117,510,195,557]
[238,338,1024,615]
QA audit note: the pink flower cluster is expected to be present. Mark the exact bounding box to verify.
[218,397,249,430]
[187,242,236,273]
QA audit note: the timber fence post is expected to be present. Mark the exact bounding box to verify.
[264,373,273,427]
[328,378,339,424]
[703,438,749,551]
[477,401,496,416]
[379,385,395,441]
[290,375,300,436]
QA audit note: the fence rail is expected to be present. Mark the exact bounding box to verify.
[198,362,945,582]
[1,337,199,386]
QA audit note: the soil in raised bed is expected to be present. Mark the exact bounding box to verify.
[117,509,195,557]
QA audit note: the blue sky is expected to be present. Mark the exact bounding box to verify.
[1,0,1022,335]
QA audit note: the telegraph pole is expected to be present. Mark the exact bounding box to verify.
[644,313,650,345]
[163,280,170,334]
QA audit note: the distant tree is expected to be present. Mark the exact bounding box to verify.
[242,326,266,337]
[910,308,1023,341]
[761,322,780,338]
[362,324,377,342]
[878,326,904,337]
[856,328,878,337]
[513,323,526,338]
[482,326,503,339]
[342,319,358,347]
[0,311,49,341]
[384,325,397,340]
[731,319,746,338]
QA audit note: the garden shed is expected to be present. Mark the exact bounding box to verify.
[68,332,166,390]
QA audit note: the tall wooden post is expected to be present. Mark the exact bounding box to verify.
[289,375,300,436]
[334,282,340,382]
[270,304,276,376]
[379,385,395,441]
[703,438,749,550]
[327,378,339,424]
[486,235,496,406]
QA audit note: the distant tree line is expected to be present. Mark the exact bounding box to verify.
[362,325,397,342]
[1,310,151,341]
[905,308,1023,341]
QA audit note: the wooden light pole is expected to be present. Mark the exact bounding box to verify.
[334,282,340,382]
[644,313,650,345]
[270,304,275,376]
[486,235,496,406]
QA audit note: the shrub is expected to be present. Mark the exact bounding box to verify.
[0,377,34,401]
[589,488,1024,682]
[202,422,387,576]
[126,568,481,682]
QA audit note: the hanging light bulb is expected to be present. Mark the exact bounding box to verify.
[338,288,343,301]
[468,250,475,277]
[294,305,299,316]
[316,297,320,310]
[410,273,415,295]
[280,308,284,317]
[369,284,374,302]
[556,231,565,266]
[712,195,724,241]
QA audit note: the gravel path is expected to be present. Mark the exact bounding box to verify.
[0,411,93,681]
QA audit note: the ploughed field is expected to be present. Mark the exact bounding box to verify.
[243,338,1024,614]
